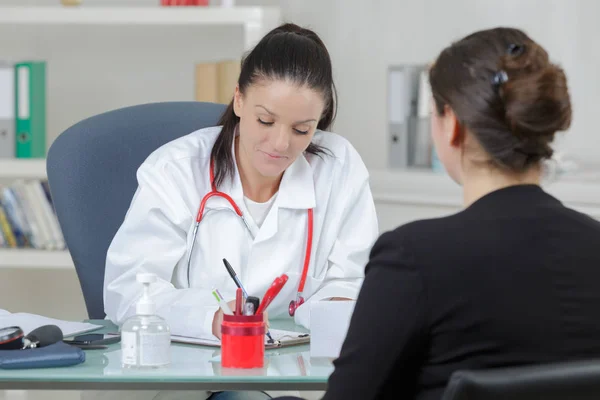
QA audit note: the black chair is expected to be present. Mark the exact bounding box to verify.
[441,359,600,400]
[272,359,600,400]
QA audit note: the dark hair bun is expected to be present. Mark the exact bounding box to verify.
[499,42,572,140]
[428,27,573,171]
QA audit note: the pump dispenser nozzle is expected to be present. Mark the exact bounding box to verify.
[136,273,157,316]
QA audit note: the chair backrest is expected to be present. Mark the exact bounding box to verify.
[441,359,600,400]
[46,101,227,319]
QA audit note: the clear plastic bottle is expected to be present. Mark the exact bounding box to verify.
[121,273,171,369]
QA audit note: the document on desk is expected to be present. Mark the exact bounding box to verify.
[0,309,102,337]
[171,328,310,349]
[309,300,356,358]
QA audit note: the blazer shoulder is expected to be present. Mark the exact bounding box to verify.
[371,212,466,267]
[385,211,464,241]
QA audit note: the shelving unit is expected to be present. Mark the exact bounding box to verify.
[0,4,282,271]
[368,167,600,224]
[0,248,72,270]
[0,159,47,180]
[0,6,281,51]
[0,158,72,269]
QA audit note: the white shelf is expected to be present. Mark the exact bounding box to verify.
[0,159,47,180]
[0,249,73,270]
[0,6,278,25]
[369,168,600,219]
[0,6,281,50]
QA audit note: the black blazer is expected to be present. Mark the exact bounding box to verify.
[322,184,600,400]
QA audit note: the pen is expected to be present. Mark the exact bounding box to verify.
[265,327,275,344]
[247,296,276,344]
[222,259,275,343]
[256,274,289,315]
[255,275,287,345]
[211,288,233,315]
[235,288,243,315]
[222,258,249,298]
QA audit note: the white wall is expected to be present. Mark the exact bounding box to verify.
[0,0,599,170]
[280,0,600,170]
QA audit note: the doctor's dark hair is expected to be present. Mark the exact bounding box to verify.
[429,27,572,172]
[211,23,337,189]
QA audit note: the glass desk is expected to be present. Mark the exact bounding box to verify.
[0,320,334,391]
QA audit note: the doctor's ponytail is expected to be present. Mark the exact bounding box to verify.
[211,23,337,189]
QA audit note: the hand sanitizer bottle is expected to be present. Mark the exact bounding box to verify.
[121,273,171,369]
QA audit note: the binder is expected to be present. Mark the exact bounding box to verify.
[411,69,433,168]
[388,64,432,169]
[195,62,219,103]
[216,60,240,104]
[194,60,240,105]
[388,67,411,168]
[15,61,46,159]
[0,62,15,158]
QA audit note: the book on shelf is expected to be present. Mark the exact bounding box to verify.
[195,59,240,105]
[0,178,65,251]
[0,60,47,160]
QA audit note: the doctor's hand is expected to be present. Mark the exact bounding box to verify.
[212,300,269,339]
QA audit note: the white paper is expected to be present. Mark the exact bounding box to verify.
[0,309,102,337]
[309,300,356,358]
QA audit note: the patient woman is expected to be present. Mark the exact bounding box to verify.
[277,27,600,400]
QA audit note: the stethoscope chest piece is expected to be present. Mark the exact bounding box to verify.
[288,296,305,317]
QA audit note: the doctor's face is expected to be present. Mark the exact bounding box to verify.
[233,79,325,179]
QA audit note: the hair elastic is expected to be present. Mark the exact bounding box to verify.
[508,43,525,56]
[492,70,509,87]
[492,43,525,88]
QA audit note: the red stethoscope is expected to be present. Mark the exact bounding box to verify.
[186,159,313,317]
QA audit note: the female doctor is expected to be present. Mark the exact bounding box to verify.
[103,22,379,350]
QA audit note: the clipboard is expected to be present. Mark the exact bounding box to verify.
[170,328,310,349]
[266,330,310,349]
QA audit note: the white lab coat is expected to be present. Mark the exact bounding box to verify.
[103,126,379,340]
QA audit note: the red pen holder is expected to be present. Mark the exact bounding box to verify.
[221,313,265,369]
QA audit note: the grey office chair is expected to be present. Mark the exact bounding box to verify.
[46,101,227,319]
[441,359,600,400]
